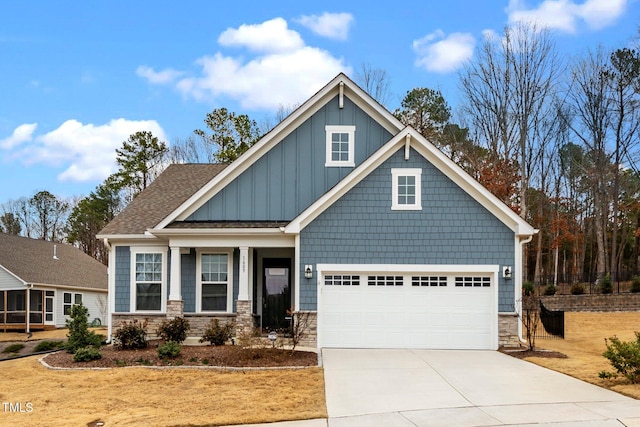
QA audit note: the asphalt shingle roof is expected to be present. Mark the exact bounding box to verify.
[0,233,107,290]
[99,163,228,236]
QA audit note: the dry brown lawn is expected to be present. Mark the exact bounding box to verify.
[527,311,640,399]
[0,328,326,426]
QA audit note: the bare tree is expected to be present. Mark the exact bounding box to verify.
[354,63,393,107]
[460,23,561,221]
[560,48,613,279]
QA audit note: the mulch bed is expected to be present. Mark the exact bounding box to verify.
[43,343,319,369]
[500,347,568,359]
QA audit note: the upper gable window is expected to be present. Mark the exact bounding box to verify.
[391,168,422,210]
[325,125,355,167]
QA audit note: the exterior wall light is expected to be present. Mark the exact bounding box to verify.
[503,266,512,279]
[304,265,313,279]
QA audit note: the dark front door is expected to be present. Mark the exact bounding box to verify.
[262,258,291,331]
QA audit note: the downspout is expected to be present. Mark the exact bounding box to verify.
[517,233,535,343]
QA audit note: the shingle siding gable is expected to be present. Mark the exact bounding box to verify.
[187,95,394,222]
[299,148,516,311]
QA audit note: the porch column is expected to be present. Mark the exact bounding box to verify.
[236,246,253,336]
[167,246,183,319]
[238,246,250,300]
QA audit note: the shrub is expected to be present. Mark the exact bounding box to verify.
[631,276,640,293]
[570,282,585,295]
[522,281,535,296]
[200,319,235,346]
[600,274,613,294]
[65,303,102,354]
[113,319,148,350]
[156,317,190,344]
[3,343,25,354]
[542,284,557,296]
[73,346,102,362]
[33,340,64,352]
[603,334,640,384]
[157,341,182,359]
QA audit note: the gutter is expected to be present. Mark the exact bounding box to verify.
[517,233,536,344]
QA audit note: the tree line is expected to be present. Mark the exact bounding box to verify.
[2,22,639,286]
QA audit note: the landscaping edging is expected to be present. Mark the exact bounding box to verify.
[541,293,640,311]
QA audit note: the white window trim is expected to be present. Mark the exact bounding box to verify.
[129,246,167,313]
[391,168,422,210]
[325,125,356,167]
[196,249,234,313]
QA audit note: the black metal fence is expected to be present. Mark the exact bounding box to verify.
[536,299,564,339]
[532,271,640,295]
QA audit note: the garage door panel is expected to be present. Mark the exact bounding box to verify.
[319,270,497,350]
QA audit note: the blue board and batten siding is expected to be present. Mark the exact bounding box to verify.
[187,95,393,221]
[114,246,240,313]
[299,148,516,312]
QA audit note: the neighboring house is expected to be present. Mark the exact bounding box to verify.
[0,233,108,331]
[98,74,535,350]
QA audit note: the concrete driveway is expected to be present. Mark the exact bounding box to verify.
[233,349,640,427]
[321,349,640,426]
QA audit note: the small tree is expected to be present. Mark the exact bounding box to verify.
[519,292,540,351]
[65,303,102,354]
[287,307,312,353]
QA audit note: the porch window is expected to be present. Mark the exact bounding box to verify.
[29,290,43,324]
[6,290,25,323]
[135,253,163,311]
[200,253,229,311]
[325,125,355,167]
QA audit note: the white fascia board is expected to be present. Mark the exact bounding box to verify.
[167,234,295,249]
[29,283,108,293]
[286,129,410,233]
[155,73,405,230]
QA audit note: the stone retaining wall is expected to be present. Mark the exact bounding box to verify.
[541,294,640,312]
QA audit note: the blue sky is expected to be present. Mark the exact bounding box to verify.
[0,0,638,202]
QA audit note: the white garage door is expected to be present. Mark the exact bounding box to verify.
[318,268,498,350]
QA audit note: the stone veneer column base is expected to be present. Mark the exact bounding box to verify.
[499,313,521,348]
[166,300,184,320]
[235,300,253,337]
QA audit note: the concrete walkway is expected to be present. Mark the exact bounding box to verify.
[237,349,640,426]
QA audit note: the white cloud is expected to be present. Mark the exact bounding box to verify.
[177,47,349,110]
[6,119,166,182]
[413,30,475,73]
[218,18,304,53]
[0,123,37,149]
[506,0,627,32]
[295,12,354,41]
[136,65,184,84]
[140,17,351,110]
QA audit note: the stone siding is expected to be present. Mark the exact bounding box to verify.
[294,311,317,348]
[111,313,237,341]
[499,313,520,348]
[541,294,640,312]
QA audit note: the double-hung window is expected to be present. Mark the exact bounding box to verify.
[199,252,231,312]
[325,125,355,167]
[134,252,163,311]
[63,292,83,315]
[391,168,422,210]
